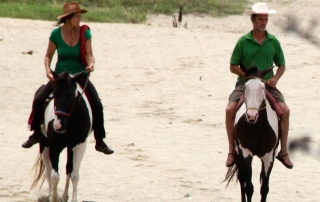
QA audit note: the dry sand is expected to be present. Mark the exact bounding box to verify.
[0,0,320,201]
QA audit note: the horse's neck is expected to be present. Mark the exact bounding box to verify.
[76,83,91,110]
[76,83,86,98]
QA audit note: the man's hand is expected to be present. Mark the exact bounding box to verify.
[266,77,279,88]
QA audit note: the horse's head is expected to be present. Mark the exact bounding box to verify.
[52,71,87,133]
[240,64,273,123]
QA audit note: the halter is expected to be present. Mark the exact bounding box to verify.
[244,76,267,112]
[54,70,90,118]
[55,110,71,117]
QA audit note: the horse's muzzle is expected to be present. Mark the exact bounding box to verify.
[53,117,67,133]
[246,109,259,123]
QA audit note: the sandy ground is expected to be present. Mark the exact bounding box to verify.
[1,0,320,201]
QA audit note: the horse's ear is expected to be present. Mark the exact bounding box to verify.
[246,65,258,77]
[52,69,59,80]
[240,63,259,77]
[71,71,86,83]
[258,66,274,78]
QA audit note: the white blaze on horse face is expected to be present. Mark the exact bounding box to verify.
[245,79,265,122]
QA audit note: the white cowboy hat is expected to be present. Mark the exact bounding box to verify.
[244,2,277,15]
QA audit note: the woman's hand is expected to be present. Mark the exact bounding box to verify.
[46,68,54,81]
[86,64,95,72]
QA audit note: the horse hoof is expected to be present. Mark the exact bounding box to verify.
[49,196,64,202]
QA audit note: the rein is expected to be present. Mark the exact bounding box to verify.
[54,70,90,118]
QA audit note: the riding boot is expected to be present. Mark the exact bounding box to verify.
[95,140,114,155]
[91,99,114,155]
[21,129,43,148]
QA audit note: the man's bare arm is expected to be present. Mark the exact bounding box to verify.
[230,64,245,78]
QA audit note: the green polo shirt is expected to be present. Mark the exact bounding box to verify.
[230,31,285,83]
[49,27,92,74]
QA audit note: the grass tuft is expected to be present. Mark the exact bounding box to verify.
[0,0,249,23]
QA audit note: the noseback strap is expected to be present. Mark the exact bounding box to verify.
[55,110,70,117]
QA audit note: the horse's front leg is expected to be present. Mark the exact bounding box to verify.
[61,175,70,202]
[69,142,87,202]
[49,148,62,202]
[260,153,274,202]
[238,167,247,202]
[241,154,254,202]
[50,170,62,202]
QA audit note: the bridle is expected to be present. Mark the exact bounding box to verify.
[54,70,90,118]
[246,103,266,112]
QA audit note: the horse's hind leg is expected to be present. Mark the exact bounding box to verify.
[68,142,87,202]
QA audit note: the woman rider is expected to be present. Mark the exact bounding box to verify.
[21,1,114,155]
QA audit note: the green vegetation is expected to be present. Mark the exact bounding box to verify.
[0,0,248,23]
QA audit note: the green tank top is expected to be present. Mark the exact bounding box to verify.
[49,27,92,74]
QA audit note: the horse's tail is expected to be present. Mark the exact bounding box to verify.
[30,153,45,190]
[224,164,238,187]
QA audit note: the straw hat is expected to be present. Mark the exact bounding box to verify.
[244,2,277,15]
[57,1,88,20]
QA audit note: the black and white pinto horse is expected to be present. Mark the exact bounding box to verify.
[225,65,280,202]
[31,71,92,202]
